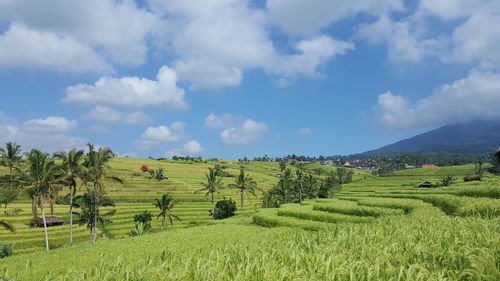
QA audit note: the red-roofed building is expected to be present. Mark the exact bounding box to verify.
[422,164,439,168]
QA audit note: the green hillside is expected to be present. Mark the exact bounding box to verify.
[1,159,499,280]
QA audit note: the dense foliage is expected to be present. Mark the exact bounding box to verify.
[213,198,237,219]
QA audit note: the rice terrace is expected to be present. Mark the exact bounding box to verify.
[1,0,500,280]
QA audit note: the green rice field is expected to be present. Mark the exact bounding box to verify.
[0,159,499,280]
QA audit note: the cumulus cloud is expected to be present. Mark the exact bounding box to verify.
[149,0,354,89]
[0,0,156,70]
[166,140,204,157]
[140,122,186,142]
[205,113,268,145]
[0,23,113,73]
[358,16,444,63]
[267,0,403,36]
[357,0,500,67]
[64,66,187,109]
[295,128,312,135]
[23,116,78,133]
[81,106,151,124]
[376,69,500,129]
[0,113,85,153]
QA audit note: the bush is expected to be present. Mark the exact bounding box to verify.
[0,243,14,258]
[440,175,455,186]
[140,165,149,172]
[213,198,237,219]
[463,175,481,182]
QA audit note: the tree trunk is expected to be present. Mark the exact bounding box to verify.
[92,182,98,242]
[40,199,50,251]
[9,166,12,190]
[162,215,166,232]
[69,185,74,247]
[211,193,215,218]
[241,190,244,216]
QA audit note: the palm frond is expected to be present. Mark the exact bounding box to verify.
[0,220,16,232]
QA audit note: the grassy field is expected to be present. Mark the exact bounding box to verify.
[1,159,499,280]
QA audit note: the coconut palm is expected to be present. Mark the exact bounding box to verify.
[196,167,223,217]
[73,188,116,241]
[154,193,180,231]
[81,143,121,242]
[22,149,61,250]
[53,149,84,247]
[0,142,23,190]
[0,220,15,232]
[294,169,305,203]
[228,169,260,216]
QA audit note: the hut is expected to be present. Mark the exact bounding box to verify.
[417,181,433,188]
[31,216,65,227]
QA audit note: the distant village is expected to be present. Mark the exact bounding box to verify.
[281,155,438,170]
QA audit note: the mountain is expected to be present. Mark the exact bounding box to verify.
[365,120,500,155]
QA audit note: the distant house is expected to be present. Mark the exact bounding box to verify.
[418,181,433,188]
[422,164,439,168]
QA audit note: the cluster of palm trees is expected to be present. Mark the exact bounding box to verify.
[197,166,261,217]
[0,142,118,250]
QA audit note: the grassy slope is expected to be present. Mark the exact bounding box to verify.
[1,161,499,280]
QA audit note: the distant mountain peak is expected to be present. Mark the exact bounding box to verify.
[364,120,500,155]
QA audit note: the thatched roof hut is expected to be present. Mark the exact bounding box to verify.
[31,216,65,227]
[418,181,433,188]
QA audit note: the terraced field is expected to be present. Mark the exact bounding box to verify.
[1,161,499,280]
[0,157,371,254]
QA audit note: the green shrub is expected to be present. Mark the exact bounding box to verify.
[213,198,237,220]
[0,243,14,258]
[463,175,481,182]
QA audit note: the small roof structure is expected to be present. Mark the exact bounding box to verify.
[418,181,433,188]
[422,164,438,168]
[32,216,65,227]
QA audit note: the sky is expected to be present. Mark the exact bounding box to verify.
[1,0,500,159]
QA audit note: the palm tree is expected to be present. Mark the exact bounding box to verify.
[81,143,120,242]
[196,167,223,217]
[22,149,61,250]
[228,169,260,216]
[73,188,116,241]
[0,142,23,190]
[54,149,84,247]
[0,220,15,232]
[154,193,180,231]
[294,169,305,203]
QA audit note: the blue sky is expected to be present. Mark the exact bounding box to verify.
[1,0,499,159]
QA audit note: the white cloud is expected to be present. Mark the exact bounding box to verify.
[140,122,186,142]
[205,113,268,145]
[204,113,245,129]
[0,0,156,69]
[0,23,112,73]
[358,16,444,63]
[0,113,85,153]
[64,66,187,109]
[82,106,151,124]
[357,0,500,67]
[166,140,204,157]
[377,69,500,129]
[295,128,312,135]
[23,116,77,133]
[448,12,500,67]
[266,0,403,36]
[149,0,354,89]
